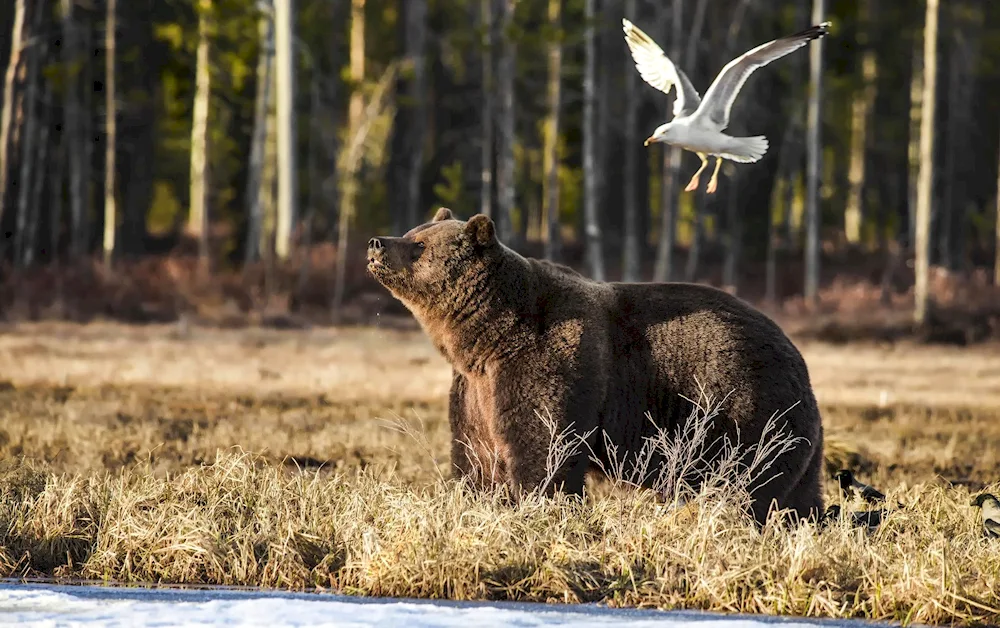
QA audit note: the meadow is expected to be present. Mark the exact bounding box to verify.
[1,320,1000,625]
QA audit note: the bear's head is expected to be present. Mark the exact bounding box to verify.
[366,207,500,313]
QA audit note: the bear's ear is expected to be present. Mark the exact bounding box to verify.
[432,207,454,222]
[464,214,496,247]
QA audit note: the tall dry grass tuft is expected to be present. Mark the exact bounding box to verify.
[2,392,999,625]
[584,387,808,525]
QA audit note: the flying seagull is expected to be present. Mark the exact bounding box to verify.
[623,18,831,194]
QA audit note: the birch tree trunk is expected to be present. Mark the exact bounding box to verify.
[103,0,117,267]
[496,0,517,245]
[542,0,562,262]
[804,0,826,302]
[582,0,604,280]
[652,0,683,283]
[479,0,494,219]
[260,77,278,291]
[274,0,296,261]
[844,0,877,247]
[188,0,212,274]
[907,37,923,250]
[914,0,939,326]
[0,0,27,228]
[245,1,274,265]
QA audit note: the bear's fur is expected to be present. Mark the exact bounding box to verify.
[367,208,824,524]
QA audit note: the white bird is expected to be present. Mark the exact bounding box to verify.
[623,18,831,194]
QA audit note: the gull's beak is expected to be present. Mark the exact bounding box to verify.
[644,136,655,146]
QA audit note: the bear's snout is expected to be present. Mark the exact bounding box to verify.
[367,237,387,265]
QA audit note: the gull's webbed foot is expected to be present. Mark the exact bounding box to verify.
[706,157,724,194]
[686,153,709,193]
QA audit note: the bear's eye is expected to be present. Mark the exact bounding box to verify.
[412,241,425,259]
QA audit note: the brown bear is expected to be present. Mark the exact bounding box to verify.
[367,208,824,524]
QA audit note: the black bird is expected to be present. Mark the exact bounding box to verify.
[821,504,888,531]
[834,469,887,505]
[970,493,1000,538]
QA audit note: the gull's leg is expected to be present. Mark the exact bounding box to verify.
[685,152,709,192]
[706,156,724,194]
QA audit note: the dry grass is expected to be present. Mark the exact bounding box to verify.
[2,321,1000,624]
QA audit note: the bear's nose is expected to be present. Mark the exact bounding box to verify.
[367,238,383,252]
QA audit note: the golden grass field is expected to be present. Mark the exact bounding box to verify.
[2,320,1000,625]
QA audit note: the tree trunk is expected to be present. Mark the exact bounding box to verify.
[679,0,710,283]
[715,0,752,291]
[940,11,979,271]
[297,76,321,297]
[684,194,702,283]
[906,36,923,250]
[332,0,366,318]
[0,0,27,229]
[621,0,639,280]
[261,77,278,294]
[103,0,117,267]
[245,1,274,265]
[50,120,64,265]
[804,0,826,303]
[25,79,49,267]
[479,0,494,219]
[496,0,516,245]
[15,2,45,267]
[995,127,1000,287]
[767,93,804,304]
[914,0,939,326]
[652,0,682,283]
[274,0,296,261]
[188,0,211,274]
[582,0,604,280]
[406,0,428,228]
[844,0,877,247]
[722,186,740,292]
[59,0,88,258]
[542,0,562,262]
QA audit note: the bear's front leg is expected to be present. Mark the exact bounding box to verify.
[490,368,598,498]
[448,369,509,491]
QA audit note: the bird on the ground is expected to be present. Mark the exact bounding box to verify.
[622,18,830,194]
[834,469,887,505]
[970,493,1000,538]
[821,504,888,532]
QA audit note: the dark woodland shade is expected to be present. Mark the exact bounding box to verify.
[0,0,997,299]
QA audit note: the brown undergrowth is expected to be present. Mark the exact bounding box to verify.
[1,324,1000,624]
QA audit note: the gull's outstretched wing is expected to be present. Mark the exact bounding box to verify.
[695,21,830,129]
[622,18,701,119]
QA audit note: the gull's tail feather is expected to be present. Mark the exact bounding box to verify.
[721,135,769,163]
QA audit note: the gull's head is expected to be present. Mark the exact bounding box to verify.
[644,123,674,146]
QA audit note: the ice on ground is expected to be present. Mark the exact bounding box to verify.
[0,581,906,628]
